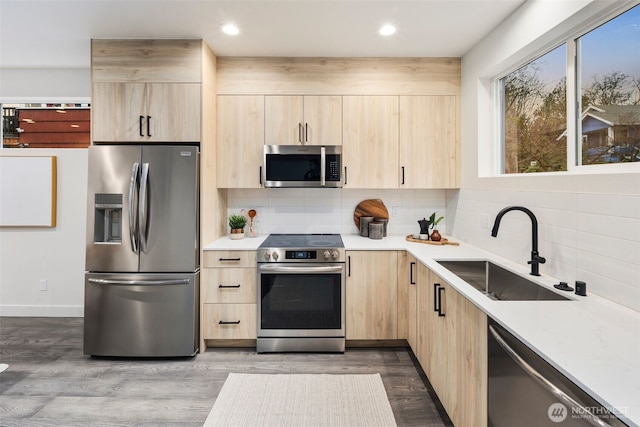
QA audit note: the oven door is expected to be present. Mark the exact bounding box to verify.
[257,263,345,337]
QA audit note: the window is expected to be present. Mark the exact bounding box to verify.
[500,4,640,173]
[502,45,567,173]
[1,103,91,149]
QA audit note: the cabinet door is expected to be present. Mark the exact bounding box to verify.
[399,96,458,188]
[92,39,202,83]
[450,286,487,427]
[92,83,200,143]
[145,83,201,142]
[216,95,265,188]
[417,265,451,408]
[303,96,342,145]
[265,96,304,145]
[401,253,418,350]
[343,96,399,188]
[346,251,398,340]
[92,83,146,142]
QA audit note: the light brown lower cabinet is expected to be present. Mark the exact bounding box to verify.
[346,251,398,340]
[416,262,487,427]
[202,304,256,339]
[201,250,258,351]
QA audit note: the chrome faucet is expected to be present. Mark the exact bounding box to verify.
[491,206,546,276]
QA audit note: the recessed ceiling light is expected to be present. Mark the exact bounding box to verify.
[222,24,239,36]
[379,24,396,36]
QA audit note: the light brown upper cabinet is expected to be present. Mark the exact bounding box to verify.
[91,39,202,143]
[342,96,399,188]
[216,95,265,188]
[92,83,201,142]
[399,96,459,188]
[265,95,342,145]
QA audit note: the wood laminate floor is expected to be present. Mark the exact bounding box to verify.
[0,317,453,427]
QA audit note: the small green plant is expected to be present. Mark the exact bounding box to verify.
[228,214,247,230]
[429,212,444,231]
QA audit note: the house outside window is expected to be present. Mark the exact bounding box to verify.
[500,3,640,174]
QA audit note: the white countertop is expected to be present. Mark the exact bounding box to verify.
[205,233,640,426]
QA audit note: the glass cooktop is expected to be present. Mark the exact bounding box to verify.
[260,234,344,249]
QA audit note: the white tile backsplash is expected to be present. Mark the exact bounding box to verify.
[227,188,447,236]
[447,189,640,312]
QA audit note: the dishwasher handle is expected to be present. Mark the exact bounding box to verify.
[488,325,611,427]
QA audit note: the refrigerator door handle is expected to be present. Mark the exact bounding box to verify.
[128,162,140,253]
[88,278,190,286]
[139,162,150,253]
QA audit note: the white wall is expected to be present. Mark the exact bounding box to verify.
[0,68,90,100]
[452,0,640,312]
[0,149,88,316]
[227,188,447,237]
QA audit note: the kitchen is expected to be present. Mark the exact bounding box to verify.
[1,0,639,426]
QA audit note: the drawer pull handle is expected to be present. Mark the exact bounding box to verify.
[219,284,241,288]
[219,257,241,262]
[218,320,241,325]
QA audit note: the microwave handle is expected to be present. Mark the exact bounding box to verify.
[320,146,326,187]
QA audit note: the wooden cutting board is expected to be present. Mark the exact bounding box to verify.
[354,199,389,230]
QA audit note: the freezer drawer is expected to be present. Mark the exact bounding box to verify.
[84,272,199,357]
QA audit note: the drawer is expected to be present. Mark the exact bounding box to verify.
[202,268,256,303]
[203,304,257,339]
[203,250,256,268]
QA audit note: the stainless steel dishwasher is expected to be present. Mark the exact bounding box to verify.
[488,320,628,427]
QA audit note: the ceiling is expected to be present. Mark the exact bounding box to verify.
[0,0,526,69]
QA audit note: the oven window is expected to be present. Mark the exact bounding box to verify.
[260,273,341,329]
[265,154,321,181]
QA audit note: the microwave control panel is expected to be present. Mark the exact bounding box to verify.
[326,155,341,181]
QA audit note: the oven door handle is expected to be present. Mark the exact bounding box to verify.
[259,265,344,274]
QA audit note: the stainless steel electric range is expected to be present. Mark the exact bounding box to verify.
[257,234,345,353]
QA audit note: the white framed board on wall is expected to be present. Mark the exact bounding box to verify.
[0,156,57,227]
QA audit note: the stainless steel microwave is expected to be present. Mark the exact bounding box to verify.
[263,145,342,188]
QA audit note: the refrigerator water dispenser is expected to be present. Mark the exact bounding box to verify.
[94,193,122,243]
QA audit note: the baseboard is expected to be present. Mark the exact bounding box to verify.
[0,305,83,317]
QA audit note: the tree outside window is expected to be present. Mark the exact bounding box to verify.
[501,4,640,173]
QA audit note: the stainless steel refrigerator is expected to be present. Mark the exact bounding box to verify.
[84,145,199,357]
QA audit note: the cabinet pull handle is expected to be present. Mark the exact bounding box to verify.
[218,284,241,288]
[433,283,439,313]
[139,116,144,137]
[218,320,241,325]
[298,123,303,143]
[305,123,309,142]
[259,166,263,185]
[401,166,405,185]
[348,256,351,277]
[219,257,241,262]
[344,166,347,186]
[438,286,445,317]
[146,115,151,137]
[410,261,416,285]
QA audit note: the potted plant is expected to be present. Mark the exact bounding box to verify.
[428,212,444,241]
[228,214,247,240]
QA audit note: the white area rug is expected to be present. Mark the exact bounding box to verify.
[203,373,397,427]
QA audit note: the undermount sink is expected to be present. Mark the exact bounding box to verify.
[436,260,571,301]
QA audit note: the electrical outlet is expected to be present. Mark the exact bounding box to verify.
[39,279,48,291]
[392,206,399,216]
[480,213,490,229]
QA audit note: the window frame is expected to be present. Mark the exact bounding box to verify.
[494,2,640,176]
